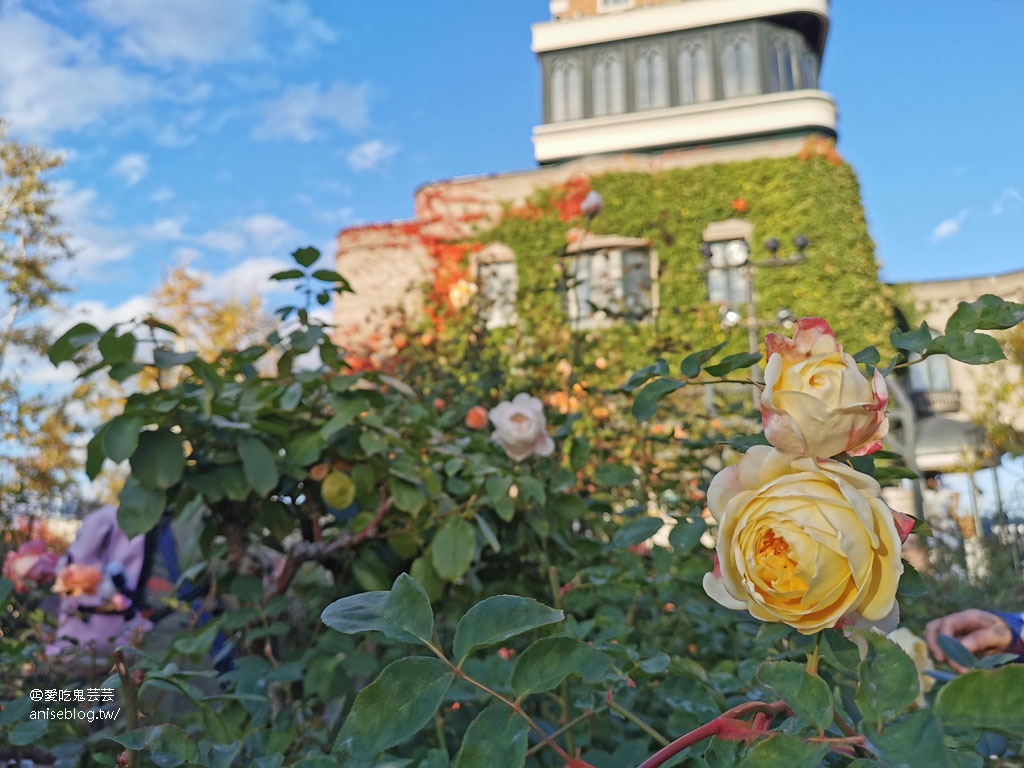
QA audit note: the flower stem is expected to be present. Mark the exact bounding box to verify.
[606,689,669,746]
[635,701,787,768]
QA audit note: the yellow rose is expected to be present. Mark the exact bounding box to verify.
[703,446,903,634]
[761,317,888,458]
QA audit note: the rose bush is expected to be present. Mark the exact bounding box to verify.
[488,392,556,461]
[702,445,903,634]
[761,317,888,458]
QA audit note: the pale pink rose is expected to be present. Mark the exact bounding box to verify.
[761,317,888,458]
[703,446,903,634]
[488,393,555,462]
[3,540,58,593]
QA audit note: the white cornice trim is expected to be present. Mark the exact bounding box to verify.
[532,90,836,164]
[532,0,829,53]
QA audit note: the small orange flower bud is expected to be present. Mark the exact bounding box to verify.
[465,405,488,430]
[309,463,330,482]
[434,398,446,410]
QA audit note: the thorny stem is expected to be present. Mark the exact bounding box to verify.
[606,689,670,747]
[113,651,140,768]
[635,701,788,768]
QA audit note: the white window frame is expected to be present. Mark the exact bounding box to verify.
[592,50,625,117]
[471,244,518,330]
[635,43,668,111]
[551,55,583,122]
[562,236,657,330]
[677,38,712,105]
[721,32,758,99]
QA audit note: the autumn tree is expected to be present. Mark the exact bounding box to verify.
[0,120,80,514]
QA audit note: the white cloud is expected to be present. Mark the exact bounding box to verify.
[111,152,150,187]
[204,256,294,299]
[991,187,1022,216]
[252,81,371,142]
[930,209,969,244]
[51,180,137,280]
[346,139,399,172]
[82,0,335,67]
[0,4,151,139]
[198,214,300,258]
[151,186,175,203]
[137,216,188,241]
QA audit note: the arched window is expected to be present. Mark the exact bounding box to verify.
[722,34,757,98]
[592,51,624,117]
[768,36,796,92]
[551,56,582,122]
[677,40,711,104]
[634,45,667,111]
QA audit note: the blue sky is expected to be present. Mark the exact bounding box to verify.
[1,0,1022,513]
[2,0,1021,329]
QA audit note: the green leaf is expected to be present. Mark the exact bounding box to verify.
[945,294,1024,333]
[410,557,444,602]
[270,269,305,281]
[86,428,108,479]
[611,516,663,547]
[0,696,32,725]
[852,345,881,365]
[102,414,144,463]
[937,667,1024,741]
[238,438,279,496]
[704,351,762,377]
[48,322,101,364]
[453,705,528,768]
[510,637,612,699]
[430,518,476,581]
[293,246,320,267]
[679,341,728,378]
[595,462,636,486]
[312,269,351,286]
[117,477,167,538]
[98,329,137,363]
[130,429,186,490]
[279,381,303,411]
[108,725,200,767]
[622,358,669,392]
[320,396,369,441]
[819,630,862,675]
[854,630,920,729]
[389,477,428,517]
[896,562,929,598]
[153,348,198,368]
[285,431,324,468]
[868,710,950,768]
[320,573,435,646]
[486,475,514,522]
[930,330,1005,365]
[452,595,563,666]
[668,518,707,554]
[936,634,978,672]
[631,377,687,422]
[335,657,452,760]
[737,735,829,768]
[890,323,934,354]
[756,661,833,731]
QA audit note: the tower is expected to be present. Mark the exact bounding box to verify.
[532,0,834,164]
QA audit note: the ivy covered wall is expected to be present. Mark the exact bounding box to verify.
[455,148,894,389]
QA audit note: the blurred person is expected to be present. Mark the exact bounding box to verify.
[925,608,1024,673]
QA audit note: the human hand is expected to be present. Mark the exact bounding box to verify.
[925,609,1013,673]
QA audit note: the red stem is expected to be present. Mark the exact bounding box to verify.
[635,701,788,768]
